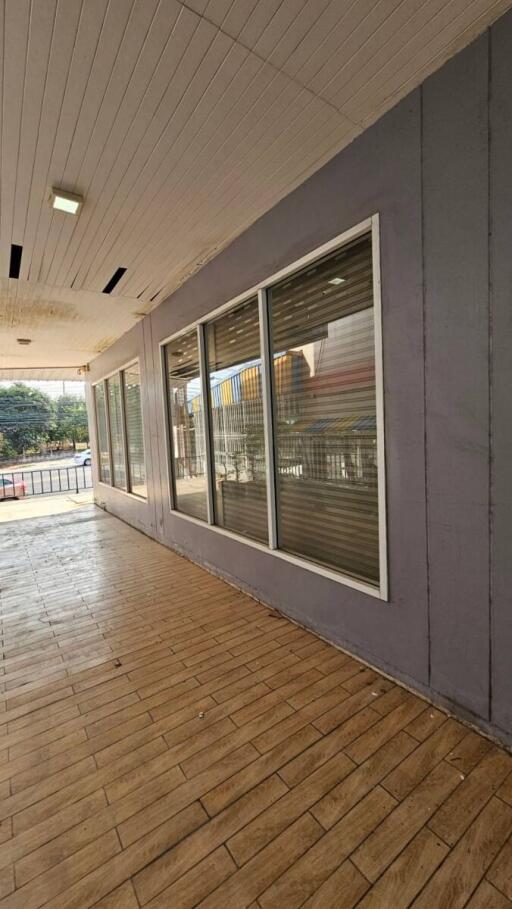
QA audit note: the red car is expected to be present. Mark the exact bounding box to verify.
[0,476,27,499]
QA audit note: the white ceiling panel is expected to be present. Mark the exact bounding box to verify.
[0,274,139,376]
[0,0,509,375]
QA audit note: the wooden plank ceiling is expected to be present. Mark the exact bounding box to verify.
[0,0,509,377]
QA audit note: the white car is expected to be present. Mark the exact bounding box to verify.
[74,449,91,466]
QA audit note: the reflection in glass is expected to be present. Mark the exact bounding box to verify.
[107,373,127,490]
[166,330,208,521]
[269,234,379,585]
[207,298,268,543]
[123,363,147,498]
[94,382,110,484]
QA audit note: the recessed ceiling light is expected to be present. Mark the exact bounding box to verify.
[50,188,83,215]
[328,277,346,285]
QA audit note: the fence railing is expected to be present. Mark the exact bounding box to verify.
[0,465,92,499]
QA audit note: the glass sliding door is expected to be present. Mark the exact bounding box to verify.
[206,297,268,543]
[94,382,111,484]
[268,233,380,586]
[106,373,127,490]
[123,363,147,498]
[165,330,208,521]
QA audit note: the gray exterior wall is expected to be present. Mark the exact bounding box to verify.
[87,12,512,747]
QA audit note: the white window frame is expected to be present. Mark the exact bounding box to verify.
[92,379,113,487]
[92,357,148,500]
[160,215,388,600]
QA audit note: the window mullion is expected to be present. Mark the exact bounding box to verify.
[119,371,131,493]
[258,288,277,550]
[93,385,104,484]
[103,379,114,486]
[161,345,177,510]
[198,323,215,525]
[372,214,388,599]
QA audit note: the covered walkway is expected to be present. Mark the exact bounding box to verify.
[0,507,511,908]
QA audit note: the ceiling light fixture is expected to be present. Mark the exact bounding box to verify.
[50,188,83,215]
[328,277,346,285]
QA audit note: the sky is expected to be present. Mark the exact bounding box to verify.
[0,379,86,400]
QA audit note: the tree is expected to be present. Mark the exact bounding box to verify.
[49,395,89,450]
[0,384,55,457]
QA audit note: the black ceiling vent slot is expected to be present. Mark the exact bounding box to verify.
[103,267,126,295]
[9,244,22,279]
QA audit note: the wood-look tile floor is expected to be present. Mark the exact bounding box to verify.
[1,506,512,909]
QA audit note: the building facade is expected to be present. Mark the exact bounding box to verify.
[87,13,512,748]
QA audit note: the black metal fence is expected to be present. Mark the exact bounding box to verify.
[0,465,92,499]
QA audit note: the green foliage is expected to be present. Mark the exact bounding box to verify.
[0,384,89,457]
[49,395,89,446]
[0,435,16,459]
[0,384,54,456]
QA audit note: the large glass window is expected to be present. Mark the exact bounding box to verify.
[165,330,208,521]
[94,382,110,484]
[94,362,147,496]
[107,373,127,490]
[163,223,384,593]
[268,234,379,585]
[123,363,147,498]
[207,298,268,543]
